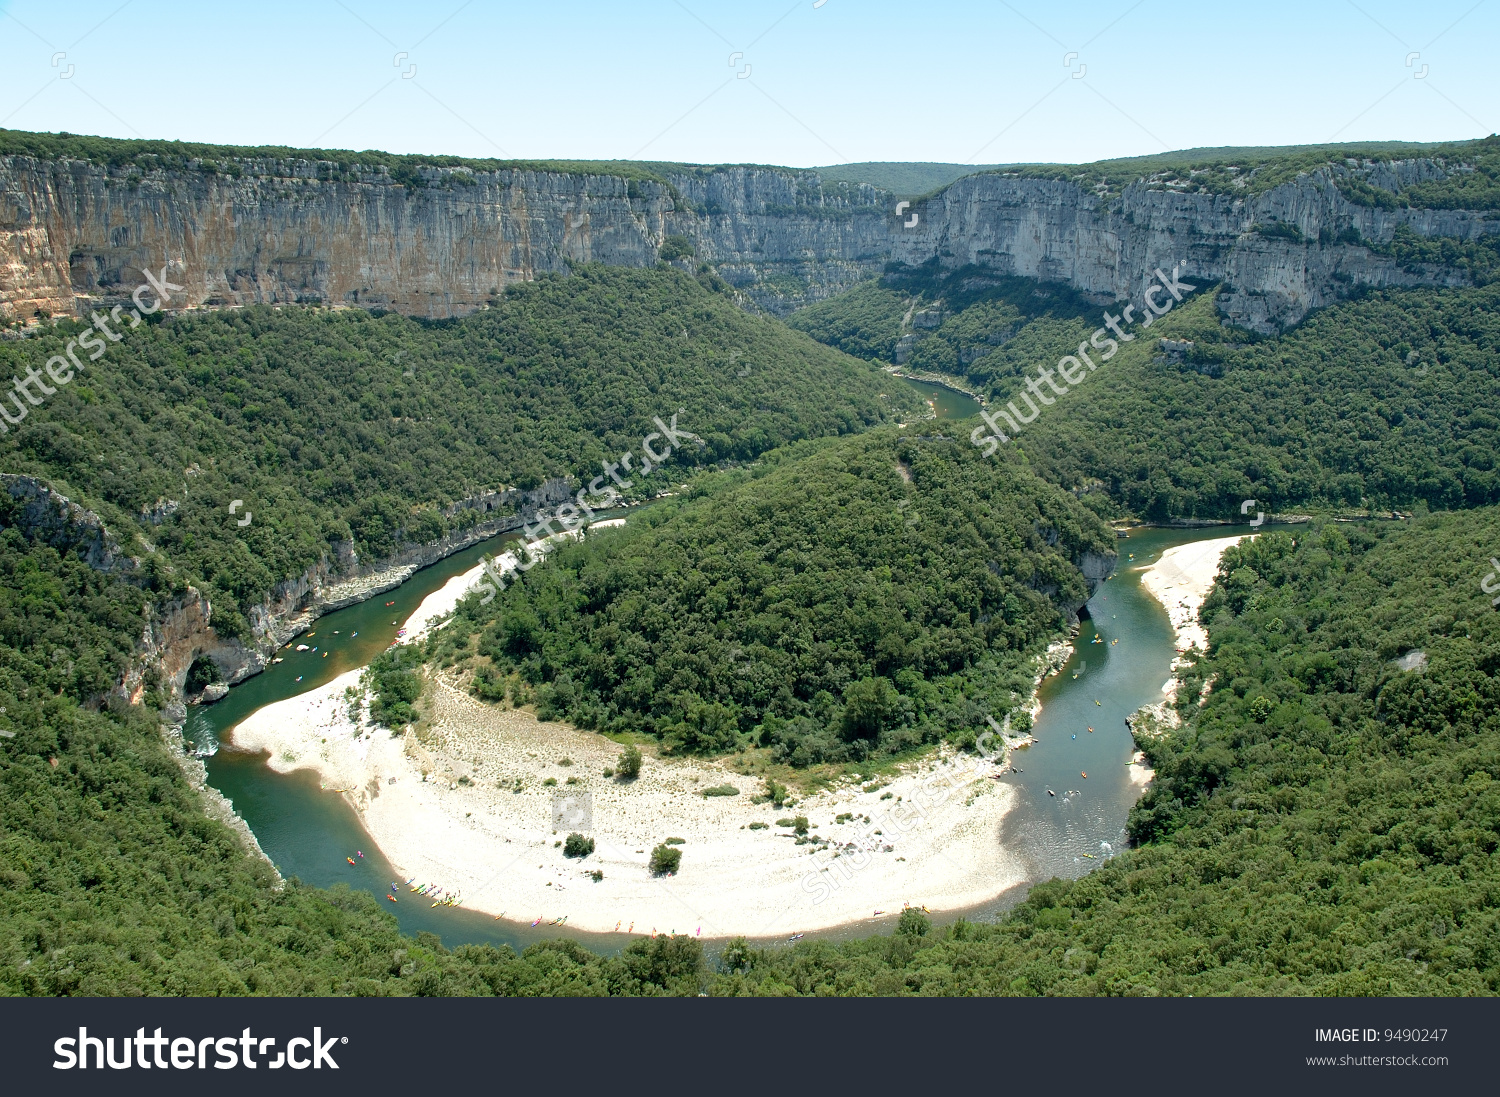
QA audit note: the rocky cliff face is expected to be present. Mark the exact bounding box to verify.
[0,156,674,320]
[1,473,141,572]
[1,150,1492,337]
[889,165,1491,331]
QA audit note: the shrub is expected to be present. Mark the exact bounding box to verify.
[792,815,809,835]
[659,234,696,260]
[702,784,739,797]
[366,648,423,728]
[649,844,681,876]
[588,869,604,882]
[543,777,557,787]
[748,821,768,830]
[665,837,685,845]
[564,833,595,858]
[897,908,930,937]
[617,743,643,779]
[602,767,614,778]
[721,936,751,973]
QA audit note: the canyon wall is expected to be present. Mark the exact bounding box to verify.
[1,149,1493,337]
[885,167,1491,332]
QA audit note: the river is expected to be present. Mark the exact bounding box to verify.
[898,374,981,419]
[192,407,1249,950]
[191,529,634,952]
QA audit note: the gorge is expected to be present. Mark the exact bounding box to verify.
[3,133,1496,335]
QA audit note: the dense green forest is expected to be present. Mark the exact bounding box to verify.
[787,262,1097,374]
[1001,286,1500,519]
[428,428,1111,764]
[713,509,1500,995]
[791,269,1500,520]
[0,508,712,995]
[3,128,1499,996]
[0,265,914,635]
[8,495,1495,994]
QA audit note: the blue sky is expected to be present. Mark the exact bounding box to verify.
[0,1,1495,166]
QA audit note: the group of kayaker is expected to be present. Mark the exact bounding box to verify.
[406,877,462,907]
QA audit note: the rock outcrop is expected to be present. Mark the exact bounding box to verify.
[3,149,1492,333]
[0,473,140,572]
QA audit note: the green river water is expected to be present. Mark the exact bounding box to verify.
[190,394,1251,949]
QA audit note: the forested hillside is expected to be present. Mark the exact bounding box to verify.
[0,510,710,995]
[712,509,1500,994]
[430,428,1113,765]
[0,265,915,634]
[6,501,1497,994]
[792,273,1500,520]
[4,179,1498,998]
[5,303,1497,994]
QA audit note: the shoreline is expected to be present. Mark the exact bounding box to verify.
[223,552,1065,937]
[1136,534,1248,718]
[888,367,986,406]
[227,673,1026,937]
[1137,533,1248,658]
[1116,534,1246,790]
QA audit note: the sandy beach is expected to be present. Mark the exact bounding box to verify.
[226,523,1032,938]
[1138,534,1248,657]
[230,679,1024,937]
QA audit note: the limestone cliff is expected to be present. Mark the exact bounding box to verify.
[4,148,1492,334]
[888,164,1491,332]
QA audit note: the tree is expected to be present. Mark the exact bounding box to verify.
[563,833,594,858]
[840,676,898,741]
[617,743,643,780]
[649,844,681,876]
[897,908,930,937]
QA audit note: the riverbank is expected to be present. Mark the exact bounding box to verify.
[887,366,986,405]
[1118,536,1244,789]
[1138,534,1247,659]
[225,545,1036,936]
[228,669,1025,937]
